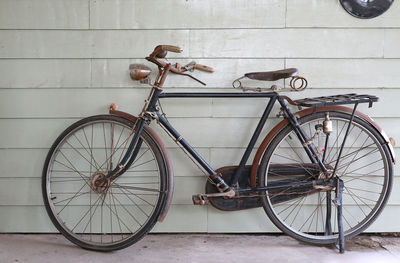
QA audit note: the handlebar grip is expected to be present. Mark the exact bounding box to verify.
[194,63,214,73]
[160,45,182,53]
[151,45,182,58]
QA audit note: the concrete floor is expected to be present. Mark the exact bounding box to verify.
[1,234,400,263]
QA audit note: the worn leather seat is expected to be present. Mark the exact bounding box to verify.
[245,68,298,81]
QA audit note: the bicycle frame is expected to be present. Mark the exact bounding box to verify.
[157,92,329,187]
[104,65,331,193]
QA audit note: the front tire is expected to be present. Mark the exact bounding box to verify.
[42,115,168,251]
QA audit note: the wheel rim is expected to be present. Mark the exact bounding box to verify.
[45,119,163,247]
[263,113,390,242]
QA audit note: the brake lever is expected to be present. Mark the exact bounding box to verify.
[182,61,196,72]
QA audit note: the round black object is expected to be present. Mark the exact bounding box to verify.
[340,0,394,19]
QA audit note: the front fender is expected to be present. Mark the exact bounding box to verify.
[250,105,396,187]
[109,108,174,222]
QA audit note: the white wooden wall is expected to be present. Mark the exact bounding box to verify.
[0,0,399,232]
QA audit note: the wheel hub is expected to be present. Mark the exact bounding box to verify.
[90,172,110,194]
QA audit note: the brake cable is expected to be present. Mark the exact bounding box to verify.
[175,72,206,86]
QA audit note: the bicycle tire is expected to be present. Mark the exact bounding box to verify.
[258,110,393,244]
[42,115,168,251]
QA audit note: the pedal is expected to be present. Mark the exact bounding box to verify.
[192,194,209,205]
[192,189,236,205]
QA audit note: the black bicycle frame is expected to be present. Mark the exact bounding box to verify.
[105,88,329,192]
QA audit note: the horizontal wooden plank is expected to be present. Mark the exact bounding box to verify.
[385,29,400,58]
[0,176,206,205]
[0,89,211,118]
[0,29,387,59]
[90,0,285,29]
[207,205,400,233]
[0,205,207,232]
[0,118,270,149]
[0,149,46,178]
[2,58,399,89]
[286,59,400,88]
[0,203,398,233]
[91,30,189,58]
[0,31,92,58]
[93,58,400,89]
[1,116,399,149]
[0,148,209,178]
[91,58,284,88]
[0,30,189,58]
[1,88,398,119]
[0,0,89,29]
[152,205,207,232]
[0,59,91,88]
[210,148,257,169]
[189,29,384,58]
[0,206,57,232]
[207,207,278,232]
[2,145,400,178]
[286,0,400,28]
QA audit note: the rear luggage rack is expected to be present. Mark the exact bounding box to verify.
[290,93,378,108]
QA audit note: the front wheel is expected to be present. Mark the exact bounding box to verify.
[42,115,169,251]
[258,111,393,244]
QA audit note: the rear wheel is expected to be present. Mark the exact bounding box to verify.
[42,115,168,251]
[258,111,393,244]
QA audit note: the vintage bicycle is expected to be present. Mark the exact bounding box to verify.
[42,45,395,253]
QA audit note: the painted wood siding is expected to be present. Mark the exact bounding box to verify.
[0,0,399,233]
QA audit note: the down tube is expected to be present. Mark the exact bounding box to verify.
[156,112,217,176]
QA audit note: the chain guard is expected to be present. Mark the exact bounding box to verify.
[205,166,262,211]
[206,164,323,211]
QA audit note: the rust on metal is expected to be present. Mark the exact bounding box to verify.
[109,103,118,111]
[289,76,307,91]
[250,105,396,187]
[129,64,152,81]
[245,68,298,81]
[157,63,171,88]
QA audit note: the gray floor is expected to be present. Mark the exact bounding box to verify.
[1,234,400,263]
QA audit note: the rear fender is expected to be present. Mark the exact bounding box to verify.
[109,109,173,222]
[250,105,396,187]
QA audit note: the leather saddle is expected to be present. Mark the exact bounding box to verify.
[245,68,298,81]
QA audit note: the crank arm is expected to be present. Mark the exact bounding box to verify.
[192,188,236,205]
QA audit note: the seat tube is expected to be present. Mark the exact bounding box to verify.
[230,95,277,186]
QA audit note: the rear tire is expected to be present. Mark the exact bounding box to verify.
[258,111,393,244]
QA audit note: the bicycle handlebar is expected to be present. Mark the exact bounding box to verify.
[147,45,214,74]
[150,45,183,58]
[194,63,214,73]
